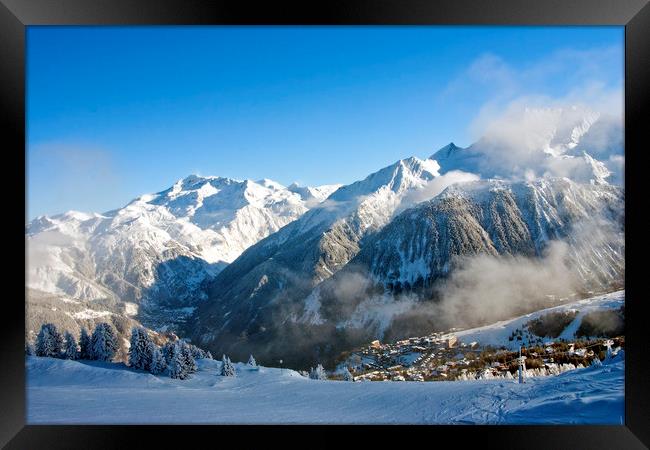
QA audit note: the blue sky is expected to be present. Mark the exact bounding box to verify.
[26,26,623,219]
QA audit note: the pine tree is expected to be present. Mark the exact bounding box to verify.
[128,327,154,371]
[310,364,327,380]
[91,322,118,362]
[35,323,64,358]
[180,341,197,374]
[128,328,141,368]
[162,341,176,365]
[247,354,257,367]
[63,331,79,360]
[188,344,202,359]
[221,354,236,377]
[78,327,92,360]
[25,341,35,356]
[342,367,354,381]
[186,344,212,360]
[148,342,166,375]
[168,342,189,380]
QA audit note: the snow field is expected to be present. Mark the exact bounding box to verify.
[27,352,624,424]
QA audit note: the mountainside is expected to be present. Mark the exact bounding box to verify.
[26,176,339,333]
[189,157,442,353]
[189,174,623,367]
[338,177,623,289]
[311,177,623,337]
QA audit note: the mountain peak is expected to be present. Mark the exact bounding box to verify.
[178,174,237,190]
[255,178,285,190]
[431,142,463,161]
[330,156,439,202]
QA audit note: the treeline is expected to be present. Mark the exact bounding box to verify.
[26,322,218,379]
[27,322,340,381]
[27,322,120,362]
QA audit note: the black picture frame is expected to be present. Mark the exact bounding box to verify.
[2,0,648,448]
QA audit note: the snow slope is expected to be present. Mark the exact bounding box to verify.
[26,353,624,424]
[446,290,624,350]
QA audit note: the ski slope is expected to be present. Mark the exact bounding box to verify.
[26,352,624,424]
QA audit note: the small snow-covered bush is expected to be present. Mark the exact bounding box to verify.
[309,364,327,380]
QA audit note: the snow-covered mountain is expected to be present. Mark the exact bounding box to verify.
[343,177,623,288]
[189,157,443,351]
[187,108,624,368]
[303,177,623,339]
[26,176,340,333]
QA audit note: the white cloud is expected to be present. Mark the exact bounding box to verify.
[442,46,624,184]
[397,170,480,213]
